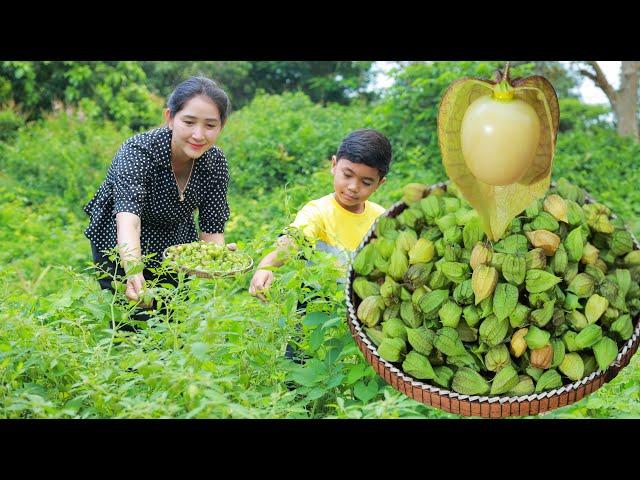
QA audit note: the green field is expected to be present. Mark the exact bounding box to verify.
[1,61,639,418]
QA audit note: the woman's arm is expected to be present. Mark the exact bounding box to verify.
[116,212,142,265]
[116,211,146,303]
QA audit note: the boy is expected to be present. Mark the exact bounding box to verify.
[248,128,392,300]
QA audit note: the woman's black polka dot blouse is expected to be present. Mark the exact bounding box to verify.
[84,126,230,265]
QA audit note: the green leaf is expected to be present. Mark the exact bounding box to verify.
[51,293,73,310]
[190,342,209,361]
[322,316,342,330]
[347,363,368,384]
[303,311,329,328]
[289,360,327,387]
[337,343,360,360]
[353,379,379,403]
[323,345,343,366]
[585,396,605,410]
[306,387,326,401]
[309,327,325,351]
[82,302,111,321]
[325,373,345,389]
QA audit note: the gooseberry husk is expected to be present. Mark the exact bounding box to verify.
[438,64,559,241]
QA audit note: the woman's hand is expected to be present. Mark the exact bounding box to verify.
[200,232,236,249]
[125,272,152,308]
[249,269,274,302]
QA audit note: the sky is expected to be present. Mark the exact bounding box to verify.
[370,61,622,106]
[570,61,621,104]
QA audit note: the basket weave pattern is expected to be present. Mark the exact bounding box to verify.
[345,183,640,418]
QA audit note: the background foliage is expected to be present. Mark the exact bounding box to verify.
[0,61,639,418]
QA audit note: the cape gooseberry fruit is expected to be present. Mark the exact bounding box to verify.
[438,63,559,241]
[461,95,540,186]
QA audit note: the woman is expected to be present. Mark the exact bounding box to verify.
[84,76,234,304]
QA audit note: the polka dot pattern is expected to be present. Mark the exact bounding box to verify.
[84,126,230,264]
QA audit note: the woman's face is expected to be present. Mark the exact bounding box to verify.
[166,95,223,163]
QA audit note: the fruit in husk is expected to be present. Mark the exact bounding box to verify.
[490,364,519,395]
[593,337,619,371]
[461,96,540,186]
[438,62,559,241]
[452,367,490,395]
[164,241,252,277]
[530,344,553,369]
[559,353,585,381]
[353,178,640,406]
[509,328,528,358]
[507,375,535,396]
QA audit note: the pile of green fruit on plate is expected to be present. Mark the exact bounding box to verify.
[164,242,253,278]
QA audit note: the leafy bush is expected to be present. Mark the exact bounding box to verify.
[0,108,25,142]
[0,222,390,418]
[218,91,366,194]
[0,184,89,296]
[558,98,612,132]
[0,113,131,213]
[0,75,11,104]
[0,61,163,130]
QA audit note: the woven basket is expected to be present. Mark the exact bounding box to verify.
[163,244,253,279]
[345,182,640,418]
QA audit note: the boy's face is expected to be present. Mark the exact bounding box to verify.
[331,156,385,212]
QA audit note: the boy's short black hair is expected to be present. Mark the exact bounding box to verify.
[336,129,392,178]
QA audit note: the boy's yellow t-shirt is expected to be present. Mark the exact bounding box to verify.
[290,193,386,253]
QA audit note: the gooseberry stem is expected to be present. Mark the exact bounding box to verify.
[503,62,510,81]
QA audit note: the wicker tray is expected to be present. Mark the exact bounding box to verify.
[163,244,253,279]
[345,182,640,418]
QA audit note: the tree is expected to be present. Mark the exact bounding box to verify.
[246,61,375,105]
[140,61,255,110]
[141,61,376,109]
[577,61,639,140]
[0,61,162,130]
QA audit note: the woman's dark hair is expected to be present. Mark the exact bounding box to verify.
[336,129,393,178]
[167,76,231,124]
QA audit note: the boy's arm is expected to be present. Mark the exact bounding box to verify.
[249,201,321,300]
[248,235,297,301]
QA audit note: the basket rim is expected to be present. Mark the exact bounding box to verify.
[345,180,640,409]
[162,242,254,278]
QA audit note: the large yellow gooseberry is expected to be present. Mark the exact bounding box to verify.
[438,62,559,241]
[460,95,541,186]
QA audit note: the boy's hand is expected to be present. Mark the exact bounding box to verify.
[249,269,274,301]
[226,242,237,251]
